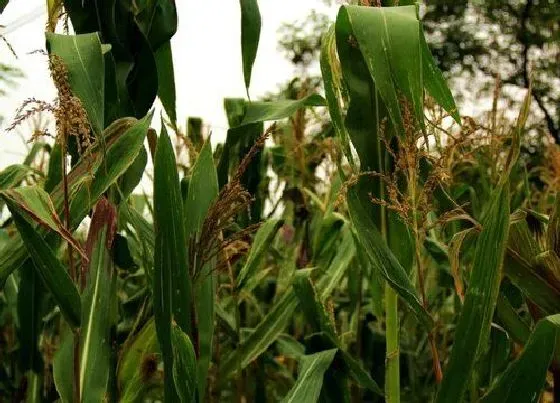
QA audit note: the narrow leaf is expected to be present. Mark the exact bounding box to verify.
[10,210,81,327]
[236,218,283,291]
[281,349,338,403]
[239,94,326,126]
[153,124,191,401]
[240,0,261,95]
[481,314,560,403]
[171,323,198,402]
[347,189,431,328]
[80,198,117,402]
[437,184,510,402]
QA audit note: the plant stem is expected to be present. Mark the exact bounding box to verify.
[385,285,400,403]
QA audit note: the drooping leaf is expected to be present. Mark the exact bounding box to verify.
[220,288,299,379]
[347,189,431,328]
[153,124,191,402]
[1,187,86,260]
[281,349,338,403]
[239,0,261,95]
[0,164,34,190]
[221,228,355,380]
[239,94,326,126]
[80,198,117,403]
[0,115,150,288]
[9,209,81,328]
[46,32,106,135]
[437,184,510,402]
[336,5,421,134]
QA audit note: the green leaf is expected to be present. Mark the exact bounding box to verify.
[293,271,337,339]
[420,33,460,123]
[133,0,178,49]
[0,164,34,190]
[153,124,192,402]
[239,94,326,126]
[336,5,460,132]
[155,41,177,124]
[117,146,148,203]
[320,25,354,169]
[0,115,150,288]
[118,319,162,402]
[496,293,531,346]
[171,323,198,403]
[1,187,85,259]
[236,218,283,291]
[505,214,560,314]
[437,184,510,402]
[184,139,219,399]
[220,288,299,379]
[9,209,81,328]
[481,314,560,403]
[336,5,420,134]
[18,261,44,374]
[240,0,261,95]
[80,198,117,403]
[46,32,105,135]
[295,268,382,397]
[53,328,74,403]
[347,189,431,328]
[221,228,355,380]
[184,140,219,239]
[281,349,338,403]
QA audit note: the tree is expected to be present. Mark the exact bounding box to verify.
[423,0,560,141]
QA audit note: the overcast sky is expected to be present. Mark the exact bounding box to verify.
[0,0,337,169]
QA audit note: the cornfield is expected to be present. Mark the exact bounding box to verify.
[0,1,559,402]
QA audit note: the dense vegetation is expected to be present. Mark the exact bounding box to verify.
[0,0,559,402]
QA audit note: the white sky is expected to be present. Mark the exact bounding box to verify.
[0,0,337,169]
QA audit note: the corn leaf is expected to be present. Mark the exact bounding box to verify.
[236,218,283,291]
[153,124,191,402]
[9,209,81,328]
[437,184,510,402]
[46,32,105,135]
[347,189,431,328]
[481,314,560,403]
[221,228,355,379]
[184,139,219,399]
[320,25,354,169]
[155,41,177,124]
[80,198,117,403]
[118,319,162,402]
[240,0,261,95]
[239,94,326,126]
[1,187,85,260]
[171,323,198,402]
[280,349,338,403]
[0,164,34,190]
[0,115,150,288]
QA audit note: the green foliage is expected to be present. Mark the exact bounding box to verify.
[1,2,560,402]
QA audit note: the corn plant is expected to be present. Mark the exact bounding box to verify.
[0,1,560,402]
